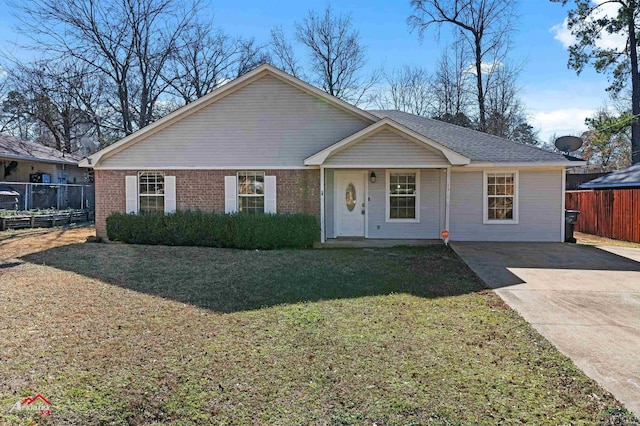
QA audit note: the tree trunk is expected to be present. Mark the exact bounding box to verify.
[474,35,486,131]
[629,1,640,164]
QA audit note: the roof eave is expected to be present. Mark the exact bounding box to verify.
[0,153,79,165]
[463,160,587,168]
[580,181,640,189]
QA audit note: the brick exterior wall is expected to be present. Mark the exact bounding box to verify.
[94,169,321,238]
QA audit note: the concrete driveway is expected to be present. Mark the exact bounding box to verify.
[451,242,640,415]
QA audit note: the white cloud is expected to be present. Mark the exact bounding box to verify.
[466,61,502,76]
[530,108,594,142]
[551,0,627,51]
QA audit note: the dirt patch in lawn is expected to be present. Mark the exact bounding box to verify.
[0,227,629,425]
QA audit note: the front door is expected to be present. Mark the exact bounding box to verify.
[335,171,366,237]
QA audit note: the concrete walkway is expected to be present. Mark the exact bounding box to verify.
[451,242,640,415]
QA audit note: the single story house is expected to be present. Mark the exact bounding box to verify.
[80,64,584,242]
[581,163,640,189]
[0,133,85,184]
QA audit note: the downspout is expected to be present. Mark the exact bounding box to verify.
[320,166,325,243]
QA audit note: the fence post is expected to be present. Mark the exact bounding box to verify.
[24,184,29,211]
[81,185,85,210]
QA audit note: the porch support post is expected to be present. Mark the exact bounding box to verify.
[445,167,451,245]
[320,166,325,243]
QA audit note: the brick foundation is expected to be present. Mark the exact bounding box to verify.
[94,169,321,238]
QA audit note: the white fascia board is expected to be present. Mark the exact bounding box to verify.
[461,161,586,168]
[91,165,319,170]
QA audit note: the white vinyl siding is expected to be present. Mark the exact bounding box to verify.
[449,170,563,242]
[324,129,449,167]
[98,75,370,169]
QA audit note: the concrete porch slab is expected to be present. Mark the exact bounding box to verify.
[314,239,443,248]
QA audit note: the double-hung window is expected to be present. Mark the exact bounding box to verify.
[237,171,265,213]
[386,170,420,222]
[484,171,518,224]
[138,171,164,214]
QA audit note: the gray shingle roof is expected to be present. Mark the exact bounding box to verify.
[368,110,570,163]
[581,163,640,189]
[0,133,80,165]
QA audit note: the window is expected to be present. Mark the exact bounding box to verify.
[138,171,164,214]
[484,171,518,224]
[386,170,420,222]
[238,171,265,213]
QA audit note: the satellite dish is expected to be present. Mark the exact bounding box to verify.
[554,136,583,153]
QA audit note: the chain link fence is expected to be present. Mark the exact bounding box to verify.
[0,182,95,212]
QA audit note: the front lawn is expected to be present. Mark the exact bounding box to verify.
[0,227,625,425]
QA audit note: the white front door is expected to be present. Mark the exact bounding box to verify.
[335,171,366,237]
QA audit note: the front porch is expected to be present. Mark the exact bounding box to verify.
[304,118,469,244]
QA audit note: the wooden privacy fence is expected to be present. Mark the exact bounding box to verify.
[565,189,640,243]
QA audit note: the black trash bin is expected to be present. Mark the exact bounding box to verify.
[565,210,580,243]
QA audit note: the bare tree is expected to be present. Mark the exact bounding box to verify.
[408,0,517,131]
[294,7,380,104]
[2,60,101,153]
[270,26,303,78]
[429,43,473,123]
[13,0,202,135]
[484,64,523,137]
[166,23,242,104]
[235,38,271,77]
[377,66,433,116]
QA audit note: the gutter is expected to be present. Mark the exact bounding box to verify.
[580,182,640,189]
[0,153,80,165]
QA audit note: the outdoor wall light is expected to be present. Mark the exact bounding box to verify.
[370,171,376,183]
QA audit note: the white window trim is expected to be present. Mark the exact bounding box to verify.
[237,171,265,212]
[138,171,165,214]
[483,170,519,225]
[385,169,420,223]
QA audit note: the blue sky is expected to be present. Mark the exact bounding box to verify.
[0,0,613,142]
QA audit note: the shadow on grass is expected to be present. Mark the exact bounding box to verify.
[20,242,486,313]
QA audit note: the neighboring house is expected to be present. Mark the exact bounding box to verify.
[0,133,86,184]
[80,64,584,242]
[581,163,640,189]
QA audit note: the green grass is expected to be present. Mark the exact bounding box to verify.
[0,228,630,425]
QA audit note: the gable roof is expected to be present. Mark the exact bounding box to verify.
[80,64,378,168]
[369,110,580,166]
[305,118,470,166]
[0,133,80,165]
[581,163,640,189]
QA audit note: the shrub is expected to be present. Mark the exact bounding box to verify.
[106,211,320,249]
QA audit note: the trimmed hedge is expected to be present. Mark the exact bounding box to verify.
[106,211,320,249]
